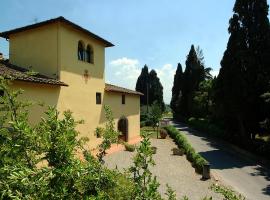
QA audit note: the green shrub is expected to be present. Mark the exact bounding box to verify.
[124,143,136,152]
[164,126,208,174]
[187,117,225,138]
[211,184,245,200]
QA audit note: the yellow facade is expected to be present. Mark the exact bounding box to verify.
[3,18,141,150]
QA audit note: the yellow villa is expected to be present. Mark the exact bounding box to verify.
[0,16,142,150]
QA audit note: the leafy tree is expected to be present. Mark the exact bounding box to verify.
[193,79,214,118]
[0,78,125,199]
[148,101,163,138]
[129,131,162,200]
[215,0,270,141]
[165,184,177,200]
[96,105,120,163]
[170,63,183,117]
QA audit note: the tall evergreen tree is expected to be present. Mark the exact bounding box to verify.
[136,65,149,105]
[170,63,183,116]
[180,45,205,117]
[215,0,270,141]
[149,70,165,111]
[136,66,165,111]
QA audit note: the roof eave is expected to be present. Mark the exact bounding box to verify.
[0,16,114,47]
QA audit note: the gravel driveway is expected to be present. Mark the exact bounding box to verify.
[171,121,270,200]
[104,138,223,200]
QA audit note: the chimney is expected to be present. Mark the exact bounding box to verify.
[0,53,3,60]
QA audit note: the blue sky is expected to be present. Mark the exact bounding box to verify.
[0,0,260,103]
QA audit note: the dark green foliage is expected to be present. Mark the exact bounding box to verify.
[136,65,149,105]
[140,102,163,129]
[149,70,165,111]
[171,45,211,119]
[193,80,214,118]
[188,117,225,138]
[215,0,270,142]
[164,126,208,174]
[170,63,183,114]
[180,45,205,118]
[149,101,163,127]
[136,65,165,111]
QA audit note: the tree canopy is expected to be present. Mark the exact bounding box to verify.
[215,0,270,141]
[136,65,165,111]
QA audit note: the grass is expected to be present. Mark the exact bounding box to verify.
[163,112,173,118]
[141,126,160,138]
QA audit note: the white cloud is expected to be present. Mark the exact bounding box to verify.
[107,57,141,90]
[107,57,175,104]
[155,64,175,104]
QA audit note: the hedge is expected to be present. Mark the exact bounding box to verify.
[187,117,225,138]
[164,125,208,174]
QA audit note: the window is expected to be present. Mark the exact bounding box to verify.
[96,92,101,104]
[85,45,94,63]
[78,41,84,61]
[122,94,125,105]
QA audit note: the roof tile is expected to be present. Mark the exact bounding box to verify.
[105,83,143,96]
[0,61,68,86]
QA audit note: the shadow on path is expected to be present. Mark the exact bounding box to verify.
[170,119,270,197]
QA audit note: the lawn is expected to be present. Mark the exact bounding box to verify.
[141,126,160,138]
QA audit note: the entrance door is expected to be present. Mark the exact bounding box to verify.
[118,117,128,142]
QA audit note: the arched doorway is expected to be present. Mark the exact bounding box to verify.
[118,117,128,142]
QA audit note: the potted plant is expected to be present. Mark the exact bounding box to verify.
[160,128,168,139]
[124,142,136,152]
[171,147,184,156]
[151,146,157,154]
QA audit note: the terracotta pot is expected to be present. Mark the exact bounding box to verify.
[160,129,168,139]
[151,147,157,154]
[172,148,184,156]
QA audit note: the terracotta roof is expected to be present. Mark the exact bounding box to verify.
[0,16,114,47]
[105,83,143,96]
[0,61,68,86]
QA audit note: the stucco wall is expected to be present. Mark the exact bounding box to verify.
[9,24,59,78]
[102,92,140,141]
[10,81,61,125]
[7,21,141,151]
[56,23,108,149]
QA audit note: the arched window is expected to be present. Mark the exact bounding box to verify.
[78,41,84,61]
[85,45,94,63]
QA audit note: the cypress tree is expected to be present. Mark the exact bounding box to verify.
[170,63,183,116]
[216,0,270,141]
[136,65,149,105]
[180,45,205,117]
[149,70,165,111]
[136,66,165,111]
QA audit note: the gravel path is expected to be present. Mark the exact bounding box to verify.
[171,121,270,200]
[104,138,223,200]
